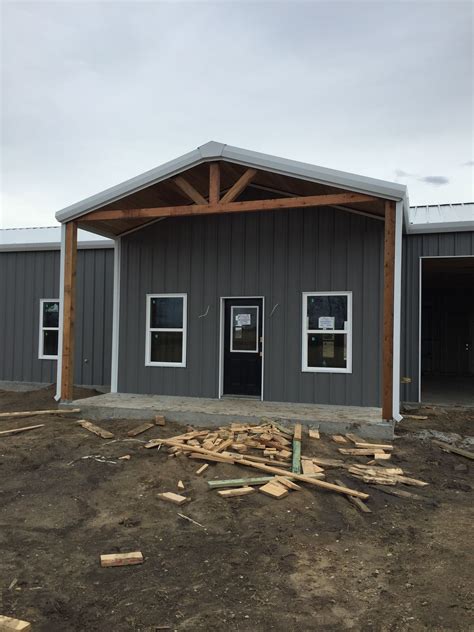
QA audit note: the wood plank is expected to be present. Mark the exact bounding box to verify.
[339,448,389,456]
[432,440,474,461]
[100,551,144,568]
[158,492,188,505]
[332,435,348,444]
[259,481,289,499]
[77,420,114,439]
[335,479,372,513]
[220,168,257,203]
[382,200,395,420]
[292,438,301,473]
[157,439,369,499]
[213,437,233,453]
[0,614,32,631]
[229,452,294,469]
[195,464,209,475]
[293,423,302,441]
[345,433,365,444]
[0,424,44,437]
[353,442,393,450]
[154,415,166,426]
[209,162,220,204]
[188,453,232,463]
[207,474,321,489]
[372,484,430,501]
[127,422,154,437]
[309,428,320,439]
[301,459,318,475]
[82,192,377,222]
[274,476,302,491]
[0,408,80,419]
[172,175,208,204]
[60,220,78,401]
[217,486,255,498]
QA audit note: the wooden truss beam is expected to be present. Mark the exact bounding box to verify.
[172,175,208,205]
[82,192,377,222]
[220,168,257,204]
[209,162,220,204]
[60,221,78,401]
[382,200,396,421]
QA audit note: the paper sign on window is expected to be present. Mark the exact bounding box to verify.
[318,316,335,330]
[235,313,251,326]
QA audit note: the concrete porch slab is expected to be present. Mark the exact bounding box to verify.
[62,392,394,439]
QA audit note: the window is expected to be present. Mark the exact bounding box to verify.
[302,292,352,373]
[39,299,60,359]
[145,294,187,367]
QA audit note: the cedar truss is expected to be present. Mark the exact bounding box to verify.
[79,160,386,237]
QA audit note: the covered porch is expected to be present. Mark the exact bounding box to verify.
[55,141,406,421]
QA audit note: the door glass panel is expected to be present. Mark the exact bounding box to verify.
[307,333,347,369]
[307,295,347,330]
[231,307,258,352]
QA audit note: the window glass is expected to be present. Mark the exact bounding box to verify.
[307,333,347,369]
[43,330,59,357]
[231,307,258,352]
[307,295,347,330]
[43,301,59,328]
[150,331,183,363]
[150,297,183,329]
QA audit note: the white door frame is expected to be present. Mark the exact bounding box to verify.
[219,296,265,400]
[418,255,474,402]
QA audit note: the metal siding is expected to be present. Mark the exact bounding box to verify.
[401,231,474,401]
[118,208,384,406]
[0,249,113,386]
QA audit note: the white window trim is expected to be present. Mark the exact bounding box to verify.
[39,298,60,360]
[145,293,187,367]
[230,305,259,353]
[301,291,352,374]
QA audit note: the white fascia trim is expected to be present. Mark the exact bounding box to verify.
[55,141,407,224]
[110,237,121,393]
[405,221,474,234]
[392,201,403,422]
[0,241,114,252]
[54,224,66,401]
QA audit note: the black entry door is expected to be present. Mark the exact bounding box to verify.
[223,298,263,397]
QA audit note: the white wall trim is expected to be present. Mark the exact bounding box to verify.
[110,237,121,392]
[219,296,265,401]
[392,201,403,421]
[54,224,66,400]
[145,293,187,367]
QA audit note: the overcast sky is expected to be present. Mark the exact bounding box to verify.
[1,0,473,228]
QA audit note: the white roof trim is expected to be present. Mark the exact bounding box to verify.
[0,226,113,251]
[55,140,408,223]
[406,203,474,234]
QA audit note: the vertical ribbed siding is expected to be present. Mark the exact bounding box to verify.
[0,248,114,386]
[401,232,474,402]
[119,207,384,406]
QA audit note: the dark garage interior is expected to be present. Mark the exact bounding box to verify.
[421,256,474,405]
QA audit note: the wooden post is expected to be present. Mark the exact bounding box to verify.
[60,221,78,401]
[382,201,396,420]
[209,162,220,204]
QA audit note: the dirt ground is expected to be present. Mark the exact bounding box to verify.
[0,386,473,632]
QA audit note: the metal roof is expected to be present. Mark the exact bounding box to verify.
[406,202,474,234]
[0,226,113,251]
[55,140,409,224]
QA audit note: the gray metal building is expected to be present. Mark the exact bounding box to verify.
[1,145,473,414]
[0,227,114,388]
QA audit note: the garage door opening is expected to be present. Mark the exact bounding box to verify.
[421,257,474,405]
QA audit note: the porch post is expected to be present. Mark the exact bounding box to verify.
[382,200,396,420]
[60,220,78,401]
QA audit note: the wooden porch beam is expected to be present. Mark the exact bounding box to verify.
[172,175,208,205]
[209,162,220,204]
[220,168,257,203]
[382,200,396,421]
[82,192,377,222]
[60,221,78,401]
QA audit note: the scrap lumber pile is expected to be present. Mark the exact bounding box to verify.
[147,421,430,510]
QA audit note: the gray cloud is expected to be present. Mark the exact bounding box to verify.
[462,161,474,166]
[418,176,450,186]
[1,1,473,227]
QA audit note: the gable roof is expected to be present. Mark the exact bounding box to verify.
[55,141,408,225]
[405,202,474,234]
